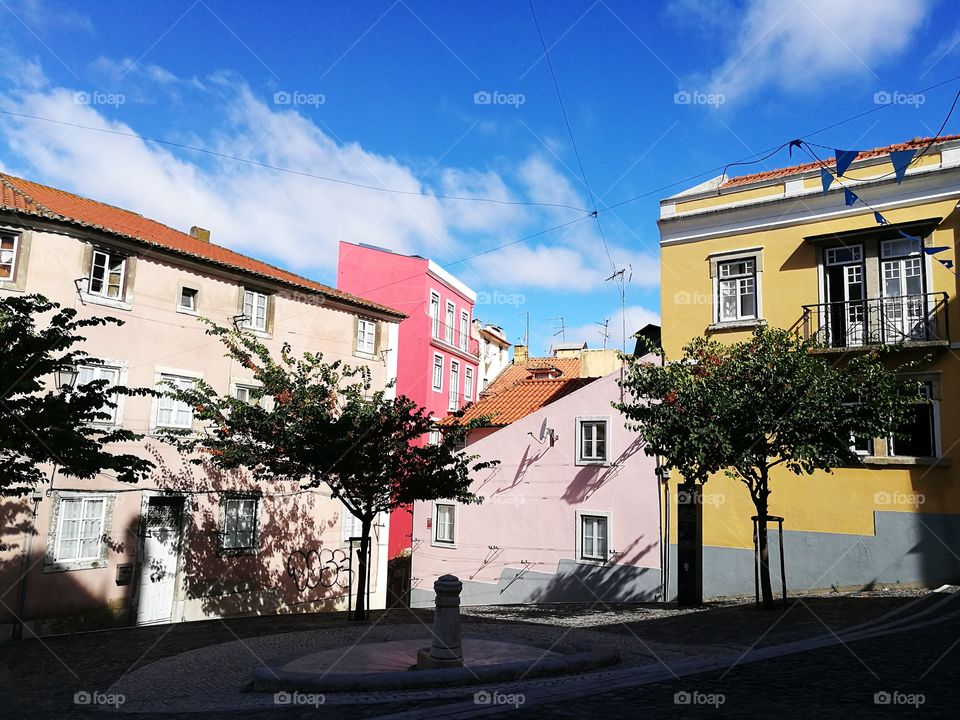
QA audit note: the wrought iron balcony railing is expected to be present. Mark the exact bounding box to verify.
[801,292,949,349]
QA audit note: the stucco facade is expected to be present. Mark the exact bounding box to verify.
[411,371,662,606]
[658,137,960,598]
[1,188,402,636]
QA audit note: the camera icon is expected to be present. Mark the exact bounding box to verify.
[474,690,492,705]
[273,691,292,705]
[474,90,492,105]
[673,290,691,305]
[273,91,292,105]
[874,91,891,105]
[674,690,692,704]
[874,691,891,705]
[874,491,891,505]
[673,91,691,105]
[73,691,92,705]
[73,91,91,105]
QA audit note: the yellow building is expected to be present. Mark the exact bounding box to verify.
[659,135,960,596]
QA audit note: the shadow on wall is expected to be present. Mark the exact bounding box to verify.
[523,556,660,605]
[562,435,647,505]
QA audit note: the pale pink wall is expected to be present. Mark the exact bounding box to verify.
[412,371,661,590]
[0,224,395,626]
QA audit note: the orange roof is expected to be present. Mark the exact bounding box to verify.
[722,135,960,189]
[0,173,404,318]
[444,356,587,427]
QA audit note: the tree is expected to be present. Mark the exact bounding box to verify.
[0,294,154,496]
[617,326,919,609]
[161,322,495,619]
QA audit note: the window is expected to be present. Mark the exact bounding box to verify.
[717,258,757,322]
[178,287,198,313]
[464,367,474,404]
[433,503,455,544]
[428,428,441,445]
[449,361,460,410]
[222,495,259,550]
[432,354,443,391]
[356,318,376,355]
[77,364,121,425]
[88,249,126,299]
[578,513,609,562]
[460,311,469,351]
[0,233,19,281]
[430,291,441,338]
[577,417,609,464]
[242,289,268,332]
[232,384,257,404]
[891,381,938,458]
[156,374,196,429]
[445,302,455,343]
[55,497,105,562]
[341,504,363,542]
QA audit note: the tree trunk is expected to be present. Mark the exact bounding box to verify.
[755,489,775,610]
[352,518,371,621]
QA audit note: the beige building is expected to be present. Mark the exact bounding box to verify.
[0,173,404,636]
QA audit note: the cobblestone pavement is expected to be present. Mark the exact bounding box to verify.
[0,588,954,719]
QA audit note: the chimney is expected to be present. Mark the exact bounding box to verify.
[513,345,528,365]
[190,226,211,243]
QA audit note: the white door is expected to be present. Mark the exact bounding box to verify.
[882,256,925,341]
[136,498,183,625]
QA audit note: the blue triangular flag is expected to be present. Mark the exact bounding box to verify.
[874,211,887,225]
[788,139,803,157]
[942,259,954,269]
[924,246,950,256]
[835,149,859,177]
[821,168,832,195]
[898,229,920,243]
[890,149,916,184]
[844,189,858,207]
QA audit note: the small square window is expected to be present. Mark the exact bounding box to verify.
[576,418,609,464]
[242,289,269,332]
[179,287,198,312]
[232,384,258,404]
[222,495,259,551]
[356,318,376,355]
[578,513,609,562]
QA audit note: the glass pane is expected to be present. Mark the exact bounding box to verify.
[739,278,756,317]
[80,536,99,558]
[58,538,78,560]
[60,518,80,540]
[83,499,103,520]
[719,280,738,320]
[61,499,82,520]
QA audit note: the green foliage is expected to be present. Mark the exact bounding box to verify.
[0,294,154,496]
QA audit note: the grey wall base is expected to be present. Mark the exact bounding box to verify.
[667,511,960,600]
[411,559,661,608]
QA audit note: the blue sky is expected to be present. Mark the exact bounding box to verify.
[1,0,958,354]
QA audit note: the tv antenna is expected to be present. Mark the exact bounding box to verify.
[605,264,632,355]
[597,318,611,349]
[550,316,566,341]
[517,311,530,346]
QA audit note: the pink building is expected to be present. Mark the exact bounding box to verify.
[411,368,663,606]
[337,242,480,559]
[0,174,404,636]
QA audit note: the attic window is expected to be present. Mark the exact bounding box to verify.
[529,367,561,380]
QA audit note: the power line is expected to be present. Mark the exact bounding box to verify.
[0,108,590,214]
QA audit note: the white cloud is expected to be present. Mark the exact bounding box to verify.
[700,0,929,102]
[565,304,661,350]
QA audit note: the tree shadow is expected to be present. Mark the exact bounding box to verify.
[561,435,647,504]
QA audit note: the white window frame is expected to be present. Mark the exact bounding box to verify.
[459,310,469,351]
[0,232,19,282]
[428,428,441,445]
[76,360,126,427]
[464,366,474,404]
[445,301,456,343]
[88,248,127,300]
[576,416,610,465]
[221,493,260,553]
[54,495,107,563]
[178,286,199,314]
[709,248,763,326]
[356,318,377,355]
[340,502,365,542]
[153,368,201,431]
[241,289,269,332]
[575,510,611,565]
[717,258,758,323]
[449,360,460,411]
[230,382,259,405]
[432,353,444,392]
[430,291,441,338]
[432,501,457,547]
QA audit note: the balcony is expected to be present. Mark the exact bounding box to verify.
[801,292,949,350]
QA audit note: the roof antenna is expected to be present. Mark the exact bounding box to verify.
[597,318,611,349]
[550,316,566,341]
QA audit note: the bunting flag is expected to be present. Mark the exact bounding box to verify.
[923,246,951,256]
[835,149,860,177]
[821,168,833,195]
[874,211,887,225]
[898,229,920,243]
[844,189,858,207]
[941,259,954,270]
[890,149,917,184]
[788,139,803,157]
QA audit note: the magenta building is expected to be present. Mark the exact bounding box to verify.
[337,241,480,558]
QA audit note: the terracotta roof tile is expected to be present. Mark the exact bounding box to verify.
[0,173,404,318]
[721,135,960,189]
[448,376,595,427]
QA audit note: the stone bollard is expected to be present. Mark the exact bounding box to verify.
[416,574,463,669]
